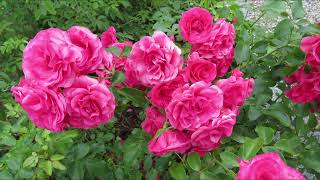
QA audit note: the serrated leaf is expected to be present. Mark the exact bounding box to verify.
[274,137,301,155]
[248,106,262,121]
[52,161,66,171]
[220,151,239,168]
[50,154,64,161]
[74,143,90,159]
[302,150,320,173]
[255,126,275,144]
[169,162,186,180]
[292,0,304,19]
[106,46,121,56]
[23,155,38,168]
[0,171,13,180]
[262,110,293,128]
[187,153,201,171]
[239,137,264,160]
[117,88,147,107]
[122,46,132,57]
[235,42,250,64]
[39,161,52,176]
[112,71,125,85]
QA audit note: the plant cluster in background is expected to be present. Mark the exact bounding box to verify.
[0,0,319,180]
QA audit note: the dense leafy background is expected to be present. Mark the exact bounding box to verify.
[0,0,319,179]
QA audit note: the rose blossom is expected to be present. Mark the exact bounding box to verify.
[125,31,183,86]
[217,69,254,108]
[23,28,81,88]
[67,26,106,74]
[141,107,166,136]
[147,71,188,109]
[237,152,305,180]
[148,130,191,156]
[186,52,217,83]
[300,35,320,66]
[11,79,66,132]
[191,19,235,77]
[63,76,115,129]
[101,26,118,48]
[179,7,213,44]
[191,108,237,156]
[166,81,223,131]
[285,66,320,103]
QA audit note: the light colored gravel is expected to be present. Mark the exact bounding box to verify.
[244,0,320,29]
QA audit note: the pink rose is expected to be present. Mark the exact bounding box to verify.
[166,81,223,131]
[190,126,222,156]
[23,28,81,88]
[141,107,166,136]
[211,107,237,137]
[237,152,305,180]
[191,108,237,156]
[179,7,213,44]
[148,130,191,156]
[217,69,254,108]
[11,79,66,132]
[191,19,235,77]
[285,66,320,103]
[147,71,188,109]
[301,35,320,66]
[186,52,217,83]
[125,31,183,86]
[101,26,118,48]
[67,26,105,74]
[63,76,115,129]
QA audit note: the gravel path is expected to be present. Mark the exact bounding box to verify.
[245,0,320,29]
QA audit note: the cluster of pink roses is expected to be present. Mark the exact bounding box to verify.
[285,35,320,110]
[132,7,254,156]
[12,26,118,132]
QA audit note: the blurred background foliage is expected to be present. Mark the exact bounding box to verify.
[0,0,319,179]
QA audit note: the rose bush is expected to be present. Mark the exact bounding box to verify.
[3,1,320,179]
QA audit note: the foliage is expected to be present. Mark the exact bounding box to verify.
[0,0,319,179]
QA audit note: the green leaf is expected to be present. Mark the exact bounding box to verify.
[115,168,124,180]
[18,169,33,179]
[7,159,20,172]
[274,137,301,155]
[1,136,16,146]
[71,162,84,180]
[23,155,38,168]
[146,169,158,180]
[302,150,320,173]
[52,161,66,170]
[274,19,294,44]
[255,126,275,144]
[235,42,250,64]
[187,153,201,171]
[169,162,186,180]
[122,46,132,57]
[292,0,304,19]
[106,46,120,57]
[112,71,125,85]
[248,106,262,121]
[85,159,106,177]
[262,0,287,17]
[122,129,148,167]
[39,160,52,176]
[117,88,147,107]
[239,137,264,160]
[0,171,13,180]
[50,154,64,161]
[262,110,293,128]
[220,151,239,168]
[75,143,90,159]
